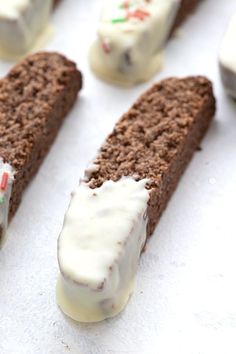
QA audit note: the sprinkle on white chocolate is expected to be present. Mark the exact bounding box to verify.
[89,0,180,86]
[0,159,15,247]
[57,177,150,322]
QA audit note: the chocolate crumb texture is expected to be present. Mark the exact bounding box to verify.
[0,51,82,219]
[88,76,216,237]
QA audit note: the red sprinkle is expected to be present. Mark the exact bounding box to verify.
[102,40,111,54]
[123,1,129,9]
[137,9,150,17]
[127,9,150,21]
[1,172,8,191]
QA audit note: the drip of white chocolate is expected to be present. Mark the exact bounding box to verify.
[89,0,180,86]
[0,159,15,247]
[57,177,150,322]
[0,0,53,58]
[82,161,100,183]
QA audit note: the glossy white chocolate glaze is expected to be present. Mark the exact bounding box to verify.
[219,13,236,98]
[89,0,180,86]
[0,0,53,58]
[219,13,236,73]
[0,159,15,247]
[0,0,30,18]
[57,177,150,322]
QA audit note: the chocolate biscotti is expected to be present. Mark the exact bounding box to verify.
[53,0,61,7]
[57,76,216,323]
[0,52,82,245]
[89,0,201,86]
[171,0,200,34]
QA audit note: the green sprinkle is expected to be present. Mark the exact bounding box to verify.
[0,196,4,204]
[112,18,127,23]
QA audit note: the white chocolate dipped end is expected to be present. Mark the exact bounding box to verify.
[0,0,53,59]
[0,159,15,247]
[89,0,180,87]
[57,178,150,322]
[0,0,32,18]
[219,13,236,98]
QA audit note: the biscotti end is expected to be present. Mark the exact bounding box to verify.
[89,0,201,86]
[0,0,53,58]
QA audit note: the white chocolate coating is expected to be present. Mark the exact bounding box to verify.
[0,0,30,18]
[0,159,15,247]
[219,13,236,98]
[82,161,100,183]
[0,0,53,58]
[57,178,150,322]
[89,0,180,86]
[219,13,236,73]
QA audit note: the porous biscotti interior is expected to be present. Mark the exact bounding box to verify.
[88,76,216,236]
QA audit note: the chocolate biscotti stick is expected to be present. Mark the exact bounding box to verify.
[219,13,236,99]
[89,0,201,86]
[0,52,82,245]
[57,76,216,323]
[53,0,61,7]
[171,0,200,34]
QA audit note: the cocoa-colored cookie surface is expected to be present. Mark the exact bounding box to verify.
[88,76,216,237]
[0,52,82,219]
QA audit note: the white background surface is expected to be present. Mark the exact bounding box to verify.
[0,0,236,353]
